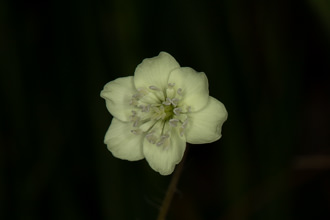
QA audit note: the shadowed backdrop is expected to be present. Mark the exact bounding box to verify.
[1,0,329,219]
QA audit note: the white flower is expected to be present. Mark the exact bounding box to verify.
[100,52,227,175]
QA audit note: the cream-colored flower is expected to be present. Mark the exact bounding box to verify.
[101,52,227,175]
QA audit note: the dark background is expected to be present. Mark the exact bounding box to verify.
[1,0,330,219]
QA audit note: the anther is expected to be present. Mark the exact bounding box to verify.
[168,83,175,88]
[182,119,188,128]
[129,99,138,106]
[171,98,179,106]
[137,88,148,95]
[173,108,182,115]
[177,88,183,95]
[146,132,156,144]
[162,98,172,106]
[169,119,179,127]
[131,129,141,135]
[133,119,140,127]
[156,134,169,146]
[146,132,153,137]
[140,105,150,112]
[149,85,160,91]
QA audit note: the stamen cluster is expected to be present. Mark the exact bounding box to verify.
[129,83,190,147]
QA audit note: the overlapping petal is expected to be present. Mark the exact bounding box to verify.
[104,118,144,161]
[186,96,228,144]
[143,123,186,175]
[101,51,228,176]
[168,67,209,112]
[100,76,136,122]
[134,52,180,91]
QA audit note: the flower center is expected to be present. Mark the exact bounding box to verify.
[163,105,174,120]
[129,83,190,147]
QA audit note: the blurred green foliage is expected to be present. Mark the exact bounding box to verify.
[0,0,329,219]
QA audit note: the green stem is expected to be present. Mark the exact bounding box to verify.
[157,144,189,220]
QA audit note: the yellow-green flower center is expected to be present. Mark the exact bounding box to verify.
[129,83,190,147]
[163,105,174,120]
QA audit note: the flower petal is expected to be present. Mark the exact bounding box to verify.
[168,67,209,112]
[100,76,136,122]
[104,118,144,161]
[186,96,228,144]
[143,124,186,175]
[134,52,180,91]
